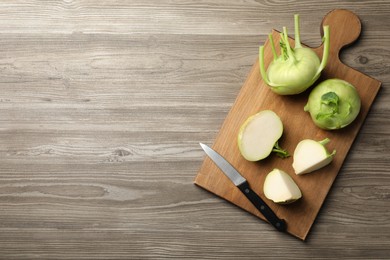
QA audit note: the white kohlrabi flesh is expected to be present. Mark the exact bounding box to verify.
[263,169,302,204]
[304,79,361,130]
[237,110,289,161]
[259,14,330,95]
[292,138,336,175]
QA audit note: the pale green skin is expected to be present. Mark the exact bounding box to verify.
[259,14,330,95]
[267,48,321,94]
[304,79,361,130]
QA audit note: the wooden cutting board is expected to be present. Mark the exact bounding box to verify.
[194,9,381,240]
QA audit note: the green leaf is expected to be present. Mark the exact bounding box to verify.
[315,112,333,120]
[321,91,339,115]
[321,92,339,106]
[315,92,341,120]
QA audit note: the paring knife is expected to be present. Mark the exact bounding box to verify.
[200,143,287,232]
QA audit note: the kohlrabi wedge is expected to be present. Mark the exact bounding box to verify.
[304,79,361,130]
[259,14,330,95]
[238,110,289,161]
[292,138,336,175]
[263,169,302,204]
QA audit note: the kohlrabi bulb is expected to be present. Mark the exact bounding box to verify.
[259,14,330,95]
[304,79,361,130]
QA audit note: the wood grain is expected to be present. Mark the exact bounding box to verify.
[195,9,381,240]
[0,1,389,259]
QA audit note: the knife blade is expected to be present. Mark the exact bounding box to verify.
[200,143,286,232]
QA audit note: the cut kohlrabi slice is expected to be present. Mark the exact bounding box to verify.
[263,169,302,204]
[238,110,289,161]
[292,138,336,175]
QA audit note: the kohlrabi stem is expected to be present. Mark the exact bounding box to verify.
[282,27,296,63]
[319,138,330,146]
[268,33,277,60]
[259,45,271,85]
[319,138,336,156]
[294,14,302,48]
[279,33,286,59]
[272,142,290,158]
[318,25,330,73]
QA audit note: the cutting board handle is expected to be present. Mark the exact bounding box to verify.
[321,9,361,53]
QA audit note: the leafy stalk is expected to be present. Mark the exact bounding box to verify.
[259,45,272,86]
[279,36,288,60]
[319,138,336,156]
[317,25,330,73]
[281,27,296,63]
[269,34,277,60]
[294,14,302,48]
[272,141,290,158]
[319,138,330,146]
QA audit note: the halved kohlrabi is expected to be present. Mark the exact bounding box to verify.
[238,110,289,161]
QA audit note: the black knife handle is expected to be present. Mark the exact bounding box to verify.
[238,181,287,232]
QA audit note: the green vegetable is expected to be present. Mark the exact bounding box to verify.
[259,14,330,95]
[304,79,361,130]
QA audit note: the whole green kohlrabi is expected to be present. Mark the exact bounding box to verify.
[259,14,330,95]
[304,79,361,130]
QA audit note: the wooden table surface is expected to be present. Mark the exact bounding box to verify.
[0,1,389,259]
